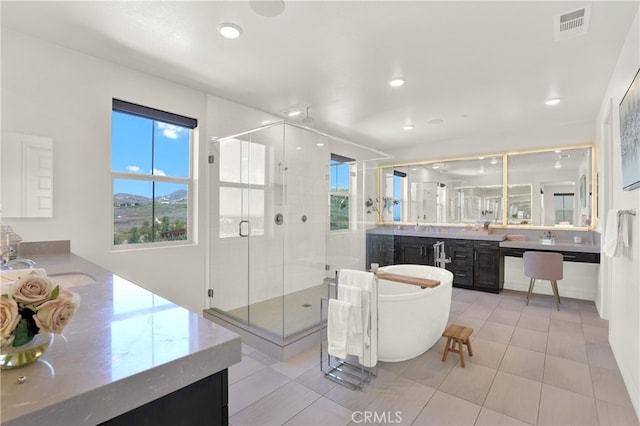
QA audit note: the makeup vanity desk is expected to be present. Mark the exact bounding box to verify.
[499,240,600,263]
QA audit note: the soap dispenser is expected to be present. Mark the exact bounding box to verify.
[1,225,22,264]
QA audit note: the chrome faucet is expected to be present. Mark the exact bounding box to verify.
[433,241,451,269]
[1,258,36,270]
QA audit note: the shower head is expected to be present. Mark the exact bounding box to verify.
[300,107,314,125]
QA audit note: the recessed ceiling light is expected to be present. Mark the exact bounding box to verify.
[545,98,561,106]
[389,78,405,87]
[295,146,302,150]
[287,110,301,117]
[554,161,562,168]
[249,0,285,17]
[316,142,325,147]
[261,120,272,125]
[218,23,242,39]
[403,124,415,130]
[490,157,498,165]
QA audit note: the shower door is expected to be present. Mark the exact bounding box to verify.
[215,125,286,338]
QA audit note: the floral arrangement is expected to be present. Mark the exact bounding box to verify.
[1,272,79,350]
[365,197,399,223]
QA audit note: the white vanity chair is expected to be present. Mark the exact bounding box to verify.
[523,251,564,310]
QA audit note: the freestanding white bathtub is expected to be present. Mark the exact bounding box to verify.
[377,264,453,362]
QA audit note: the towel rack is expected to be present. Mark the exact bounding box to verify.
[320,270,378,390]
[617,208,637,217]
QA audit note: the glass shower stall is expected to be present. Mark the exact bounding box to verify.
[207,121,384,344]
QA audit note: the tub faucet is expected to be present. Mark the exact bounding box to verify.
[1,258,36,270]
[433,241,451,269]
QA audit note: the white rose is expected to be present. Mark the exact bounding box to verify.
[34,290,79,334]
[0,296,21,341]
[1,333,15,349]
[12,274,55,306]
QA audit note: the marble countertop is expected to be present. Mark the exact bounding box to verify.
[367,229,600,253]
[499,240,600,253]
[367,228,506,241]
[1,252,241,425]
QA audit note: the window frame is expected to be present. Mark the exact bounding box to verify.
[111,99,196,249]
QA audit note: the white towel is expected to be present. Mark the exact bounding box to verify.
[338,269,378,367]
[327,299,350,359]
[339,285,362,334]
[621,213,630,249]
[603,209,619,257]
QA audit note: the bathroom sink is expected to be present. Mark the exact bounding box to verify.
[48,272,96,288]
[0,268,47,285]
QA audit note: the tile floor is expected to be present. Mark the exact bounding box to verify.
[228,288,640,426]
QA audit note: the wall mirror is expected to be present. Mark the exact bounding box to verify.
[379,145,594,228]
[507,147,592,227]
[1,133,54,218]
[381,155,503,225]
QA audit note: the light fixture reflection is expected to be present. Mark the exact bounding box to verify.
[545,98,561,106]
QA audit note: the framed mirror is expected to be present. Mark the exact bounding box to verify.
[381,155,503,225]
[506,147,592,227]
[378,145,594,228]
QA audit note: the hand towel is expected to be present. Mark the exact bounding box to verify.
[621,212,630,249]
[338,285,362,334]
[338,269,378,367]
[603,209,619,257]
[327,299,351,359]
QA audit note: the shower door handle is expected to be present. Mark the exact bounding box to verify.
[239,220,250,237]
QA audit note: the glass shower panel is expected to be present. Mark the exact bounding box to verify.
[216,137,250,325]
[245,125,286,339]
[282,127,329,338]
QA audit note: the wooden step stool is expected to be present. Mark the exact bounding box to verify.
[442,324,474,368]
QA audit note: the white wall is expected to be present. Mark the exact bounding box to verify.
[595,9,640,418]
[1,29,210,312]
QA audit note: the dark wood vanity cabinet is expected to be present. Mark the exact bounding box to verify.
[366,234,395,267]
[369,233,505,293]
[393,236,435,265]
[445,239,475,289]
[473,240,504,293]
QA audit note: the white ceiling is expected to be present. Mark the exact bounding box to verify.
[2,1,637,152]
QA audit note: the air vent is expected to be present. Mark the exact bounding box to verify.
[554,5,591,41]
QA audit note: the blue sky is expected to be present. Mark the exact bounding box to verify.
[112,112,190,197]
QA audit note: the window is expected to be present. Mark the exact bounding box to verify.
[330,154,352,231]
[393,170,406,222]
[111,99,196,247]
[554,192,574,224]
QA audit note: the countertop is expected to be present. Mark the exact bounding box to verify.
[499,240,600,253]
[1,252,241,425]
[367,229,600,253]
[367,228,506,241]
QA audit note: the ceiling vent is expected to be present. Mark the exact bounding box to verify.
[554,5,591,41]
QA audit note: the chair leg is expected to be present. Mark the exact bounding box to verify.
[457,340,466,368]
[466,339,473,357]
[526,278,536,305]
[442,337,452,362]
[551,280,560,310]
